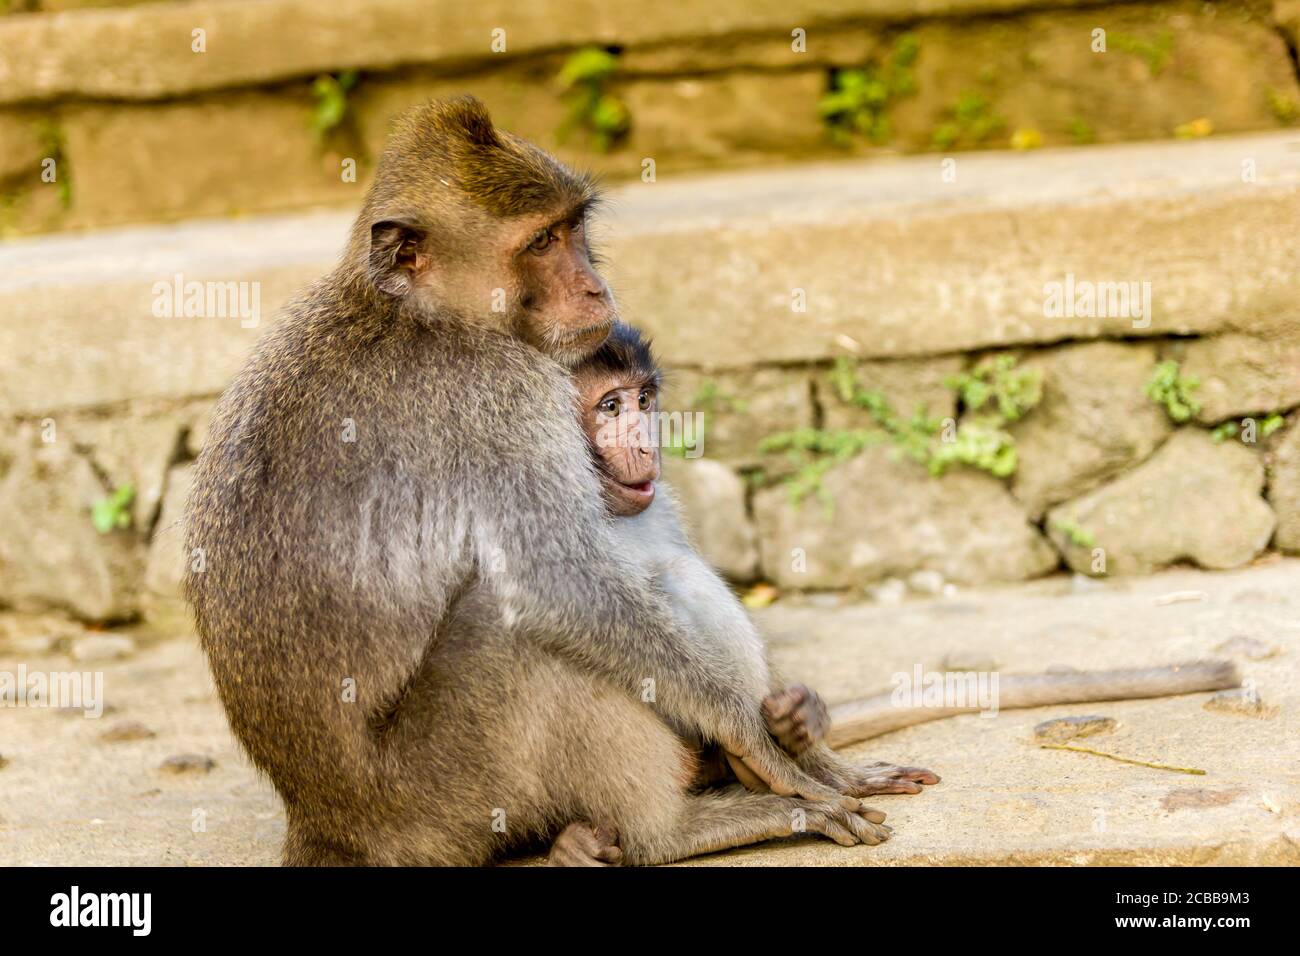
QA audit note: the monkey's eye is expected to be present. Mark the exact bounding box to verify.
[598,396,620,416]
[527,228,554,254]
[637,389,654,411]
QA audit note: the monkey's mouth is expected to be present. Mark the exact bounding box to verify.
[603,475,656,515]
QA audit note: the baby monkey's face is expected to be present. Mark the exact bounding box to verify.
[574,369,661,517]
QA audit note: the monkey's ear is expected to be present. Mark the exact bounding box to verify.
[368,219,429,297]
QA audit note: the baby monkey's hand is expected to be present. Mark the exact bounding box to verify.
[762,683,829,756]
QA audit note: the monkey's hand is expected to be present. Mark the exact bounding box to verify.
[800,745,940,796]
[547,822,623,867]
[762,683,829,756]
[720,720,868,812]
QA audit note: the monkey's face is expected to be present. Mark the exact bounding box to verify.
[576,370,661,517]
[363,99,615,359]
[508,208,617,365]
[369,206,615,363]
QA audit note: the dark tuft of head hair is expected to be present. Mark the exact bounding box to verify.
[577,321,662,388]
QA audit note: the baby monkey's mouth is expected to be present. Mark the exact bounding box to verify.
[600,471,658,516]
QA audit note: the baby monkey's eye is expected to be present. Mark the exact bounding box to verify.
[527,228,554,254]
[637,389,654,411]
[598,397,620,415]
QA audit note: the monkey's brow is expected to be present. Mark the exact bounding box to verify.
[553,198,595,228]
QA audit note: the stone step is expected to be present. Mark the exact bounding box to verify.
[0,0,1116,103]
[3,130,1299,417]
[3,1,1297,234]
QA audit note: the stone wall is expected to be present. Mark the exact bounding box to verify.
[0,0,1298,233]
[667,336,1298,595]
[3,317,1295,625]
[4,127,1300,623]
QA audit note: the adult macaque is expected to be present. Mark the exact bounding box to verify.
[186,97,887,867]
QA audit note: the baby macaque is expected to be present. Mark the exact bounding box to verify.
[569,323,825,747]
[559,325,937,836]
[570,325,846,761]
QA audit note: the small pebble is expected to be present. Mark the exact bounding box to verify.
[907,569,945,596]
[870,578,907,605]
[1154,590,1207,606]
[160,754,216,774]
[1203,688,1272,717]
[0,754,8,770]
[100,721,157,743]
[1034,715,1118,743]
[70,634,136,663]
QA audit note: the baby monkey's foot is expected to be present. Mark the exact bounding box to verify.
[837,761,941,796]
[762,683,829,756]
[547,822,623,867]
[793,800,892,847]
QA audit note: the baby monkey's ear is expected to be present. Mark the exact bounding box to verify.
[368,218,430,296]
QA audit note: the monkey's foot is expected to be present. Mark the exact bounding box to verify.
[547,822,623,867]
[762,683,830,756]
[799,746,940,797]
[838,761,941,796]
[795,800,891,847]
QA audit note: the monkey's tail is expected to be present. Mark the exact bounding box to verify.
[825,660,1240,747]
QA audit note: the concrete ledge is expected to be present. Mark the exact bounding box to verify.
[0,0,1125,105]
[1,560,1295,865]
[2,130,1300,414]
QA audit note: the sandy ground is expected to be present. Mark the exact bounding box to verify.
[1,560,1298,866]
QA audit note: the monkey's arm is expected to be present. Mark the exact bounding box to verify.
[824,660,1240,746]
